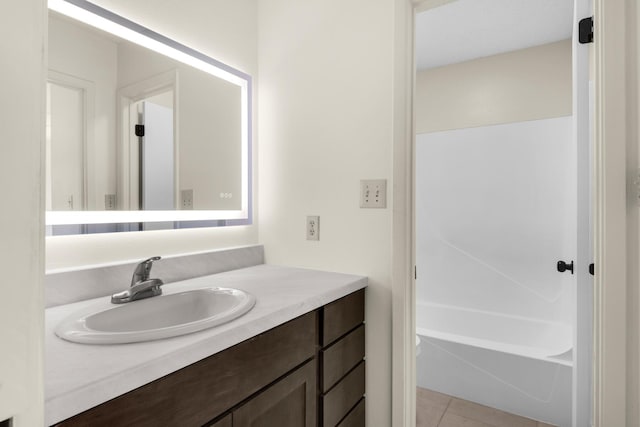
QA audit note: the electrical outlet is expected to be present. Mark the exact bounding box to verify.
[104,194,116,210]
[306,216,320,241]
[181,189,193,210]
[360,179,387,208]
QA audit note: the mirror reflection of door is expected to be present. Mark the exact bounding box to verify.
[46,81,85,211]
[133,91,175,230]
[138,95,175,210]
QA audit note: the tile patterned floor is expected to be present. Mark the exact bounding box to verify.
[416,388,558,427]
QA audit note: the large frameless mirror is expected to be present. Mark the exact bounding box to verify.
[46,0,251,234]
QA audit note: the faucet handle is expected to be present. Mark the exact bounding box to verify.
[131,256,161,285]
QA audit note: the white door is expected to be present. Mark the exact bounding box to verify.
[572,0,593,424]
[141,100,174,211]
[47,82,85,211]
[140,99,174,231]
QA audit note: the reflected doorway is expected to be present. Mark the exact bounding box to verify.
[132,91,175,231]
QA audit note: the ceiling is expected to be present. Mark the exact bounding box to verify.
[415,0,574,70]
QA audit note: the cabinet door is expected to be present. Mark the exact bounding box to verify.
[233,360,316,427]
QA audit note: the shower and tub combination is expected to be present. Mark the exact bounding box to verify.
[415,117,578,426]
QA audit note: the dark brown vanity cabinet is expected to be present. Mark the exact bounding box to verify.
[53,289,365,427]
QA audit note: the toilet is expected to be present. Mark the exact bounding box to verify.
[416,335,422,357]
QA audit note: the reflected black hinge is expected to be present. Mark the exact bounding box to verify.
[579,16,594,44]
[414,265,417,280]
[135,124,145,137]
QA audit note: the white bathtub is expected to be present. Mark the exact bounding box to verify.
[416,302,573,427]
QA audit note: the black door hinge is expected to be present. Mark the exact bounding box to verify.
[135,124,145,137]
[414,265,417,280]
[557,260,574,274]
[579,17,594,44]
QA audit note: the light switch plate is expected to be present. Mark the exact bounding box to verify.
[360,179,387,208]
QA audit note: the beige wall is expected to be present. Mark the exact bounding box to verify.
[258,0,395,425]
[415,39,572,134]
[0,0,45,425]
[45,0,259,270]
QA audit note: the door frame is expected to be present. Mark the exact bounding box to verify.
[391,0,631,426]
[591,0,629,424]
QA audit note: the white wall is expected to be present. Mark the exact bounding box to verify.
[258,0,395,425]
[415,39,572,134]
[178,67,241,210]
[0,0,45,425]
[46,0,258,270]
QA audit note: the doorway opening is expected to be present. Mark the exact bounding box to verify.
[117,71,177,231]
[412,1,591,426]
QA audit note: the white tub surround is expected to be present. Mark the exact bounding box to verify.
[415,117,576,427]
[416,117,575,325]
[45,262,366,425]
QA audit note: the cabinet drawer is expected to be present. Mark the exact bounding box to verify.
[321,324,364,392]
[322,361,365,427]
[322,289,364,346]
[336,398,364,427]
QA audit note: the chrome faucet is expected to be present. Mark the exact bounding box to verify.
[111,256,164,304]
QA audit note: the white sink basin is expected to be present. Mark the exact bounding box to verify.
[55,287,256,344]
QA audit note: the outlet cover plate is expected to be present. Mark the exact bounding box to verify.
[306,216,320,241]
[104,194,116,210]
[181,189,194,210]
[360,179,387,208]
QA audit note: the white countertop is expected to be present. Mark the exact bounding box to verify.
[45,264,367,426]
